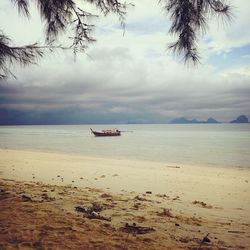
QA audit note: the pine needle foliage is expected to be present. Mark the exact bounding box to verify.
[161,0,233,64]
[1,0,128,78]
[1,0,232,78]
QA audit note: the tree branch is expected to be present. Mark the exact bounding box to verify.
[161,0,233,64]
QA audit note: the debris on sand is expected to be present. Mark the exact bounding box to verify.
[192,200,212,209]
[121,223,155,235]
[0,177,247,250]
[0,190,12,201]
[156,194,169,199]
[75,206,86,213]
[88,203,103,213]
[133,202,141,210]
[21,194,32,202]
[75,203,111,221]
[172,196,180,201]
[100,193,113,199]
[87,211,111,222]
[157,208,174,218]
[198,233,211,249]
[41,193,55,202]
[134,195,148,201]
[166,165,181,169]
[228,230,245,234]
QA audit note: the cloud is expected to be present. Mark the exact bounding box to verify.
[1,53,250,124]
[201,0,250,55]
[0,0,250,124]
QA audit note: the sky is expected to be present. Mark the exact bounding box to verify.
[0,0,250,124]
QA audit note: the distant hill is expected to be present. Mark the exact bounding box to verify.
[206,118,220,124]
[170,117,220,124]
[230,115,249,123]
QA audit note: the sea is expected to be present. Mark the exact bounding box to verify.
[0,124,250,168]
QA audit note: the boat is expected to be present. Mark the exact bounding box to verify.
[90,128,121,137]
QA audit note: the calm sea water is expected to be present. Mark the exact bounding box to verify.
[0,124,250,168]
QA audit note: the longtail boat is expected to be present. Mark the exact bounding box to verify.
[90,128,121,137]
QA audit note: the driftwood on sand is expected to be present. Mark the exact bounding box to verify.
[121,223,155,235]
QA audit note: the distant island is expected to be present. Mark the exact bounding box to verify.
[170,115,249,124]
[170,117,220,124]
[230,115,249,123]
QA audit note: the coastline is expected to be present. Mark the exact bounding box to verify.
[1,149,250,249]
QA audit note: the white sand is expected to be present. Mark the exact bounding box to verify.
[1,148,250,221]
[1,148,250,248]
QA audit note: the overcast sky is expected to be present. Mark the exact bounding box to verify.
[0,0,250,124]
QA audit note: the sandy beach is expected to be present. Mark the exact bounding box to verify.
[0,149,250,249]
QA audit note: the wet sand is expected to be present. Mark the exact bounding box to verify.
[0,149,250,249]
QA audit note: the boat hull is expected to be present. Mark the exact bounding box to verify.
[90,128,121,137]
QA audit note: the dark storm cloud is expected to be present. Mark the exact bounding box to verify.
[1,70,250,124]
[0,0,250,125]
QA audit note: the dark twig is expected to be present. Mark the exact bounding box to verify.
[121,223,155,235]
[198,233,210,250]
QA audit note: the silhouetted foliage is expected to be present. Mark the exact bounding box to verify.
[0,0,233,78]
[0,35,44,78]
[162,0,233,64]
